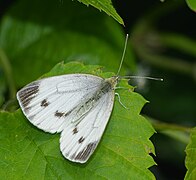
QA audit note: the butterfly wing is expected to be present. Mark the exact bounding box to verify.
[60,89,115,163]
[17,74,104,133]
[17,73,115,163]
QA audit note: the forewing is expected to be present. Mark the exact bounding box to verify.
[60,90,115,163]
[17,74,103,133]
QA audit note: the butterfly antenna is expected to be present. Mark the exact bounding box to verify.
[116,34,129,76]
[120,76,163,81]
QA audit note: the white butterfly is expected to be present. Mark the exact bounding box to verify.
[17,73,117,163]
[17,35,162,163]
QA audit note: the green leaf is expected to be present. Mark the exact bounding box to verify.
[186,0,196,12]
[185,127,196,180]
[0,62,156,179]
[77,0,124,25]
[0,0,134,88]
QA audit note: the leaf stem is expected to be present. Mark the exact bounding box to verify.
[0,48,16,100]
[134,45,195,77]
[160,33,196,58]
[146,116,191,144]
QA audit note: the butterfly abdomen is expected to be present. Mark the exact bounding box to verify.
[71,77,117,124]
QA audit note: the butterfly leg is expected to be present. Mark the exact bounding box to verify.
[115,93,129,109]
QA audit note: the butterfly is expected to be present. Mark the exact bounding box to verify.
[17,35,162,163]
[17,72,119,163]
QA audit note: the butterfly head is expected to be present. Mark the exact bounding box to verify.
[106,76,119,89]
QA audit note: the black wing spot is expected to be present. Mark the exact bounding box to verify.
[18,85,39,108]
[24,106,31,114]
[78,136,85,143]
[75,142,97,161]
[64,110,72,117]
[55,110,64,118]
[73,127,78,134]
[41,99,50,107]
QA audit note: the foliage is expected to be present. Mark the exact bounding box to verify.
[0,62,155,179]
[186,0,196,11]
[0,0,195,179]
[78,0,124,25]
[185,127,196,180]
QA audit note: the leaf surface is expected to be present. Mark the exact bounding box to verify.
[0,62,156,179]
[186,0,196,12]
[185,127,196,180]
[78,0,124,25]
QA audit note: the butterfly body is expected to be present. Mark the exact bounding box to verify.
[17,74,119,163]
